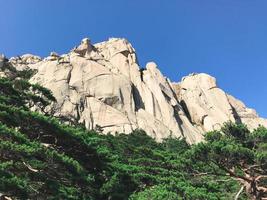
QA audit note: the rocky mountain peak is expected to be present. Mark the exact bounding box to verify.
[3,37,267,143]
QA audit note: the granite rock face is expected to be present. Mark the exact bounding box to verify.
[5,38,267,143]
[172,73,267,132]
[0,54,5,78]
[0,54,4,68]
[9,54,41,71]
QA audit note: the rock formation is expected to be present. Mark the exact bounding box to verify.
[173,73,267,132]
[0,54,4,68]
[3,38,267,143]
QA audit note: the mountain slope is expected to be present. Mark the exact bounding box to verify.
[5,38,266,144]
[0,50,266,199]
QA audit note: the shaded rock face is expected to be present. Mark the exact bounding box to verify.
[6,38,267,143]
[0,54,4,68]
[0,54,6,78]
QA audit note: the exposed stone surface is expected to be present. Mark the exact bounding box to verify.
[21,38,202,143]
[46,52,59,61]
[9,54,42,71]
[173,73,267,132]
[227,94,267,129]
[0,54,4,69]
[4,38,267,143]
[0,54,6,78]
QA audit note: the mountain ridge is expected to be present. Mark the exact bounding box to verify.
[1,37,266,143]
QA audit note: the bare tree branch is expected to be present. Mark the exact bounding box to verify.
[234,186,244,200]
[23,161,39,173]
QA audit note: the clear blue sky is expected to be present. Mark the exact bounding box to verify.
[1,0,267,117]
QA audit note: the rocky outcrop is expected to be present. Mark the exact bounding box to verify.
[227,94,267,129]
[0,54,5,77]
[0,54,4,68]
[9,54,41,71]
[4,38,266,143]
[173,73,267,132]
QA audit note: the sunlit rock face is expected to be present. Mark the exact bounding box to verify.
[7,38,267,143]
[172,73,267,132]
[9,54,42,71]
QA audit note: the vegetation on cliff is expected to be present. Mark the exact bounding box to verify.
[0,64,266,199]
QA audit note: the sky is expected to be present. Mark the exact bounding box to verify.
[0,0,267,117]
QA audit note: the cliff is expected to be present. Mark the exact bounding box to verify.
[3,38,266,143]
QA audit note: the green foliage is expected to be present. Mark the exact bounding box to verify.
[190,122,267,199]
[0,66,266,199]
[130,185,181,200]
